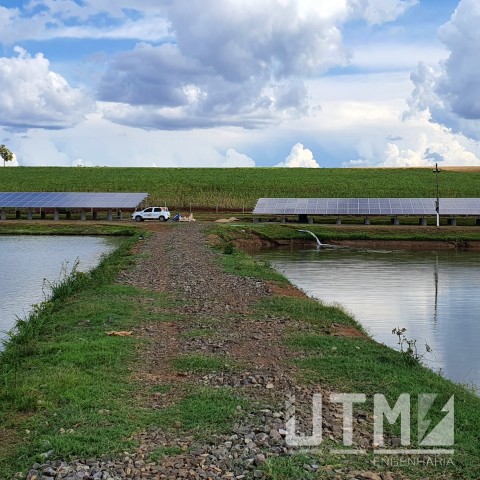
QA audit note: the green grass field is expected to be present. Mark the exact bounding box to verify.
[1,167,480,210]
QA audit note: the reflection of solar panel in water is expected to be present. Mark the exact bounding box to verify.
[0,192,148,209]
[253,198,480,216]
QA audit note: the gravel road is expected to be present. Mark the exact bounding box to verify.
[22,224,411,480]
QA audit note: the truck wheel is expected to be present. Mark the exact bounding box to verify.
[159,216,166,222]
[135,216,143,222]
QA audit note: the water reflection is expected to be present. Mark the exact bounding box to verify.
[0,236,119,345]
[253,248,480,390]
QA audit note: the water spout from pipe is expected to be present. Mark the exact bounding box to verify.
[297,229,322,248]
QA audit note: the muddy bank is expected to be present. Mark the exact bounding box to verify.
[236,236,480,251]
[331,239,480,250]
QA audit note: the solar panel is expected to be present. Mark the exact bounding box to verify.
[252,198,480,216]
[0,192,148,209]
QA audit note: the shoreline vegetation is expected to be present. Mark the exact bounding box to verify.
[0,222,140,236]
[226,224,480,249]
[0,223,479,478]
[3,221,480,246]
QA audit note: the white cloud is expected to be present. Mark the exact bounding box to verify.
[0,47,94,129]
[98,0,351,129]
[9,132,71,166]
[356,0,480,168]
[276,143,320,168]
[353,0,418,26]
[344,117,480,167]
[98,0,417,130]
[220,149,256,168]
[404,62,443,119]
[0,0,453,168]
[436,0,480,121]
[403,0,480,142]
[0,0,420,133]
[71,158,94,167]
[382,139,429,167]
[167,0,350,81]
[0,0,416,46]
[381,126,480,167]
[0,2,170,44]
[2,115,259,168]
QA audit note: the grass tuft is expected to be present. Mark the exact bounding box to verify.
[255,296,361,330]
[156,387,247,437]
[170,355,233,374]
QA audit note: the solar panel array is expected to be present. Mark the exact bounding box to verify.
[253,198,480,216]
[0,192,148,209]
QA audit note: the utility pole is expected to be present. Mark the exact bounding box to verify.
[433,163,440,227]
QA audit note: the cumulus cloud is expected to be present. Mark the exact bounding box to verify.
[381,128,480,167]
[404,0,480,141]
[352,0,418,26]
[437,0,480,120]
[382,139,429,167]
[276,143,320,168]
[98,0,416,130]
[0,0,424,166]
[9,133,72,166]
[220,149,256,168]
[383,0,480,168]
[0,47,94,129]
[72,158,95,167]
[345,118,480,167]
[99,0,348,129]
[167,0,349,81]
[2,115,261,167]
[100,76,309,130]
[404,62,443,119]
[0,0,421,133]
[1,0,415,46]
[98,44,203,108]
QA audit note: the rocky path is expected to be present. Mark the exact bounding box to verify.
[24,224,406,480]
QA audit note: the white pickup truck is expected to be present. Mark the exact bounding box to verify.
[132,207,170,222]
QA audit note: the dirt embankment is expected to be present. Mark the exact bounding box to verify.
[332,239,480,250]
[233,229,480,251]
[25,223,410,480]
[118,225,403,479]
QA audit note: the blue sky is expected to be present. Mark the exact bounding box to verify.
[1,0,480,168]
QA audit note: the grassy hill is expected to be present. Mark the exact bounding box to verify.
[1,167,479,210]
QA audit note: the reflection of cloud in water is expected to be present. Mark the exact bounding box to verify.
[437,270,480,386]
[0,236,117,347]
[255,248,480,389]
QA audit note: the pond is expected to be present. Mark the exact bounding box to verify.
[252,247,480,391]
[0,236,119,346]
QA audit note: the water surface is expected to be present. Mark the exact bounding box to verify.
[253,247,480,390]
[0,236,119,344]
